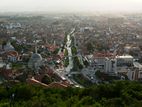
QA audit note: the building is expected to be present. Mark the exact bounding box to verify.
[133,62,142,80]
[28,53,43,71]
[28,41,43,72]
[6,51,19,62]
[4,42,15,52]
[116,55,133,66]
[116,55,142,80]
[93,52,116,73]
[0,57,5,68]
[94,52,114,62]
[105,58,117,74]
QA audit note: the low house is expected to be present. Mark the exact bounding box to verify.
[6,51,19,62]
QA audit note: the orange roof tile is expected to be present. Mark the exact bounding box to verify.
[27,78,69,88]
[94,52,114,58]
[6,51,18,57]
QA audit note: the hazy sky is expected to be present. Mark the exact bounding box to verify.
[0,0,142,13]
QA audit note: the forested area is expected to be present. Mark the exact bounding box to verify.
[0,81,142,107]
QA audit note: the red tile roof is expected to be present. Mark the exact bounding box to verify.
[59,52,64,59]
[27,78,49,88]
[27,78,69,88]
[0,69,13,80]
[94,52,114,58]
[6,51,18,57]
[45,44,59,52]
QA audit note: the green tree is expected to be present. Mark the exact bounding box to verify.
[71,46,77,55]
[86,42,94,53]
[64,48,68,56]
[41,75,52,84]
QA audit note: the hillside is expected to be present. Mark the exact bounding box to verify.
[0,81,142,107]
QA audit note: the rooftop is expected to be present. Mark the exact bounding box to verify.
[116,55,133,59]
[94,52,114,58]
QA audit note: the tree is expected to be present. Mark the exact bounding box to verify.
[0,81,142,106]
[12,84,33,101]
[64,48,68,56]
[53,48,60,55]
[41,75,52,85]
[11,40,23,52]
[64,57,69,67]
[71,46,77,55]
[86,42,94,53]
[73,56,83,70]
